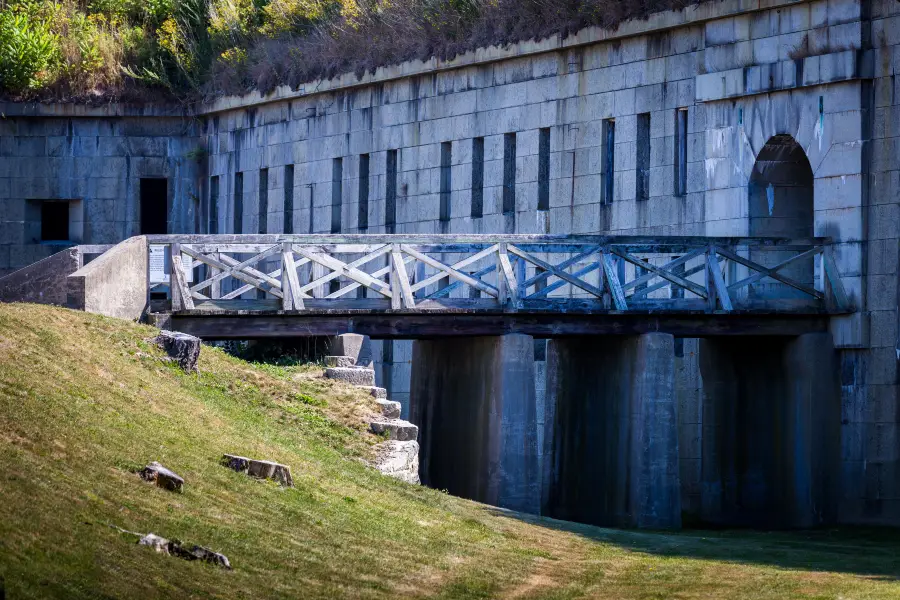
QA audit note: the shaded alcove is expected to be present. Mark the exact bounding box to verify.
[747,135,815,299]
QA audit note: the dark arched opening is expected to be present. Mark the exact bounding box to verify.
[747,135,814,298]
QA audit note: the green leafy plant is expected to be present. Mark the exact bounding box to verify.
[0,5,60,92]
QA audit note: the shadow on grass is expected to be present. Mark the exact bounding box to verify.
[485,507,900,581]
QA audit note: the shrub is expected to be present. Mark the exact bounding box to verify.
[0,4,60,92]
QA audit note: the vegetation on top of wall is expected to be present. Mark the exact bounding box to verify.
[0,0,706,102]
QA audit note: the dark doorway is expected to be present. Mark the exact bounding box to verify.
[41,201,69,241]
[140,178,168,235]
[748,135,814,298]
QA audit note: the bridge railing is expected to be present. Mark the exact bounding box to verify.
[145,235,850,314]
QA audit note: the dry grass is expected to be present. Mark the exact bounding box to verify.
[0,302,898,599]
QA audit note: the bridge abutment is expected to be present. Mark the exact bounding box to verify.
[409,334,540,514]
[698,332,840,528]
[542,333,681,529]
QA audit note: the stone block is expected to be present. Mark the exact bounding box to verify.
[221,454,293,487]
[324,355,355,368]
[374,440,420,484]
[325,366,376,386]
[370,419,419,441]
[139,462,184,492]
[155,330,201,372]
[376,399,402,419]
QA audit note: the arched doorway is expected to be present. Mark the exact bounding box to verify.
[747,135,814,299]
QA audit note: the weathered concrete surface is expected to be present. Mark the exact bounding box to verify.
[328,334,373,368]
[698,333,840,528]
[67,236,148,320]
[542,334,680,529]
[324,355,355,367]
[410,334,539,514]
[376,399,402,418]
[0,247,80,305]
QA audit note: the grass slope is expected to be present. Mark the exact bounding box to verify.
[0,303,898,599]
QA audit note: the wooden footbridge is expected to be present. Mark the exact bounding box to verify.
[143,234,850,339]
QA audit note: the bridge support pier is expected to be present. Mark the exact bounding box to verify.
[409,334,540,514]
[542,333,681,529]
[698,332,840,528]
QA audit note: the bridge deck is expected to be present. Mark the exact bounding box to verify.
[146,233,850,338]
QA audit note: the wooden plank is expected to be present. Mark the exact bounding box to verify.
[497,243,516,308]
[402,245,499,298]
[147,233,830,247]
[716,246,823,300]
[509,244,605,298]
[220,265,284,300]
[293,245,392,298]
[611,247,708,299]
[407,244,500,292]
[620,250,705,292]
[282,243,304,310]
[424,265,495,299]
[526,262,599,299]
[170,243,195,311]
[392,245,415,308]
[601,252,628,310]
[630,263,706,299]
[298,245,391,294]
[521,246,600,288]
[725,246,822,292]
[183,244,282,294]
[329,257,412,299]
[823,246,851,310]
[707,249,733,311]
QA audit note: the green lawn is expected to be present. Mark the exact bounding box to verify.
[0,303,897,599]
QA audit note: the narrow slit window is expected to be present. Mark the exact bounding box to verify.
[331,158,343,234]
[602,119,615,205]
[538,128,550,211]
[675,108,688,197]
[233,172,243,234]
[440,141,452,223]
[358,154,369,231]
[471,137,484,218]
[503,133,516,214]
[258,168,269,234]
[636,113,651,201]
[283,165,294,234]
[208,176,219,234]
[386,149,397,232]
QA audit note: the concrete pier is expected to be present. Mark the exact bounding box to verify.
[542,333,681,529]
[698,333,840,528]
[409,334,539,514]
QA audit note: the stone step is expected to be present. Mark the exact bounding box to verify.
[373,440,420,484]
[370,419,418,442]
[368,387,387,399]
[376,399,402,419]
[324,355,355,368]
[325,366,375,386]
[221,454,294,487]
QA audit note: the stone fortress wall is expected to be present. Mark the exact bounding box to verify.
[0,0,897,524]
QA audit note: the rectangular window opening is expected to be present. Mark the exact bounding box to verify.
[284,165,294,234]
[675,108,688,197]
[140,178,168,235]
[331,158,343,234]
[602,120,615,205]
[41,201,70,241]
[440,142,452,223]
[636,113,651,202]
[233,172,244,234]
[386,149,398,233]
[358,154,369,231]
[503,132,517,215]
[471,137,484,219]
[208,176,219,234]
[538,128,550,211]
[258,168,269,234]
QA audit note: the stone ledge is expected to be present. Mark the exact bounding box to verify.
[376,400,402,419]
[325,367,376,386]
[370,419,419,442]
[324,355,356,368]
[696,49,872,103]
[373,440,420,484]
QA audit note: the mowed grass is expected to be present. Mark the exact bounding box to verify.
[0,303,898,599]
